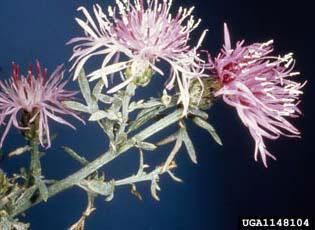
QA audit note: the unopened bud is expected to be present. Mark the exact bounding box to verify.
[189,77,221,110]
[125,60,153,87]
[21,109,39,141]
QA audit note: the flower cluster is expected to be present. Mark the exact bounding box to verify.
[209,24,306,167]
[67,0,306,166]
[0,61,83,148]
[68,0,207,115]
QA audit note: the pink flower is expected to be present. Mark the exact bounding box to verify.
[68,0,207,115]
[0,61,84,148]
[209,24,306,167]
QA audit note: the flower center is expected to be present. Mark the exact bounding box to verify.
[222,63,239,84]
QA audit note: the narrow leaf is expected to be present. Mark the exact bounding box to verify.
[79,179,115,197]
[182,128,197,164]
[129,100,162,112]
[129,106,166,133]
[78,69,92,104]
[150,180,161,201]
[92,79,105,101]
[8,146,31,157]
[63,146,89,166]
[130,184,143,201]
[163,132,183,172]
[156,133,177,146]
[189,108,209,120]
[137,141,157,151]
[89,110,119,121]
[98,94,115,104]
[193,117,223,145]
[78,69,98,112]
[63,101,89,113]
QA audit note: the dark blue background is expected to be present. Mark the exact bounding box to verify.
[0,0,314,229]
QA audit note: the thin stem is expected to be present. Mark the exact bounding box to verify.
[116,83,136,141]
[30,140,40,178]
[29,139,48,202]
[10,109,183,217]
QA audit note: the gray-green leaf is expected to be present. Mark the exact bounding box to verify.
[62,146,89,166]
[92,79,105,101]
[129,106,166,133]
[34,176,49,202]
[129,100,162,112]
[89,110,119,121]
[78,69,98,112]
[189,108,209,120]
[79,179,115,197]
[98,94,115,104]
[181,128,197,164]
[193,117,223,146]
[63,101,89,113]
[136,141,157,151]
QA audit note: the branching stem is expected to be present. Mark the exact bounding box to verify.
[10,109,183,217]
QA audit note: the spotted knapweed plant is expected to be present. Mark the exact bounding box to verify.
[0,0,305,229]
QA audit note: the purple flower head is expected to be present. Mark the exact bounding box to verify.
[209,24,306,167]
[0,61,84,148]
[68,0,207,115]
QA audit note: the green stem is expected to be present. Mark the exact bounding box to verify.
[116,83,136,142]
[30,140,40,178]
[29,139,48,202]
[10,109,183,217]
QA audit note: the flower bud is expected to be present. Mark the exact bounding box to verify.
[125,65,153,87]
[189,77,221,110]
[20,109,40,141]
